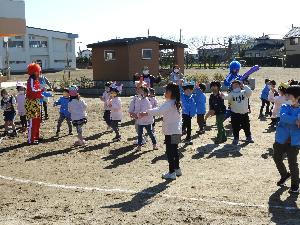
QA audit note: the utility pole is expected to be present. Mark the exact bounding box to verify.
[147,28,150,37]
[66,42,70,80]
[4,37,11,80]
[179,29,182,43]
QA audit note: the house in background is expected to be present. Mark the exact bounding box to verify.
[244,35,284,58]
[0,26,78,73]
[283,26,300,67]
[87,36,188,81]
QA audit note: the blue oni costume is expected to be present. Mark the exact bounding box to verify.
[224,60,243,87]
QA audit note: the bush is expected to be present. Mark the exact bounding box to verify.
[186,73,210,84]
[213,73,225,82]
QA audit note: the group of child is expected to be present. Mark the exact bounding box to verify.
[1,62,300,192]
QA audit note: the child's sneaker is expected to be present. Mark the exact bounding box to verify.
[68,132,73,136]
[136,145,142,151]
[11,130,17,137]
[232,138,239,145]
[185,138,193,145]
[277,172,291,186]
[175,169,182,177]
[134,138,146,145]
[3,131,8,137]
[153,145,158,150]
[197,130,205,135]
[246,136,254,143]
[162,172,176,180]
[55,131,60,137]
[289,185,299,194]
[112,135,121,142]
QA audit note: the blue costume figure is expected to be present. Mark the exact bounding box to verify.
[224,60,243,87]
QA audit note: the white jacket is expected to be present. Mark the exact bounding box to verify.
[147,100,182,135]
[110,97,122,121]
[223,85,252,114]
[134,97,154,125]
[68,98,87,121]
[101,91,110,110]
[268,92,288,118]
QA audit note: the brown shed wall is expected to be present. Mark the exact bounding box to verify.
[128,41,160,79]
[92,45,129,81]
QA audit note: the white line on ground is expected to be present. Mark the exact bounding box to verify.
[0,174,298,211]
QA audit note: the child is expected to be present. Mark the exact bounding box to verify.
[135,86,157,151]
[205,81,227,144]
[222,80,253,145]
[68,86,87,146]
[39,74,52,120]
[54,88,72,136]
[268,80,278,116]
[16,82,27,132]
[129,79,147,145]
[108,83,123,141]
[273,85,300,193]
[100,81,112,129]
[1,89,17,137]
[140,82,182,180]
[268,83,288,127]
[149,88,158,131]
[180,80,197,145]
[259,79,271,117]
[195,83,206,134]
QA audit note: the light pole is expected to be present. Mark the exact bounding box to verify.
[4,37,11,80]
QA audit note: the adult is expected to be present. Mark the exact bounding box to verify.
[133,66,161,88]
[169,65,184,84]
[25,63,42,144]
[224,60,243,87]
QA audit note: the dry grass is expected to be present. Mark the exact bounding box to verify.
[0,67,300,225]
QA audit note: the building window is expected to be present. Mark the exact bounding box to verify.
[3,41,24,48]
[104,50,116,61]
[54,60,72,63]
[142,49,152,59]
[255,53,260,57]
[290,38,299,45]
[29,41,48,48]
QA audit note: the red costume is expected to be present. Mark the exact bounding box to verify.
[25,63,42,144]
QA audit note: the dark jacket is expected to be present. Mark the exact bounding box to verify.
[209,93,226,115]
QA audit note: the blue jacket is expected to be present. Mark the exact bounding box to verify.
[54,96,71,118]
[194,88,206,115]
[260,85,270,100]
[275,104,300,146]
[180,88,197,117]
[224,73,242,87]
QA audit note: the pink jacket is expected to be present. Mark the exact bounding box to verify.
[110,97,122,121]
[134,97,154,125]
[16,93,26,116]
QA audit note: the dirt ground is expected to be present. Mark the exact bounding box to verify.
[0,67,300,225]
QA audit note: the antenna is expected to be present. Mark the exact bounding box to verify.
[147,28,150,37]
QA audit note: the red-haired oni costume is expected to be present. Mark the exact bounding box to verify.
[25,63,42,144]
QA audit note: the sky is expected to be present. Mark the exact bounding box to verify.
[24,0,299,53]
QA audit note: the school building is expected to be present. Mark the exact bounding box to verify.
[0,26,78,73]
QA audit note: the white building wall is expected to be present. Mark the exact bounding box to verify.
[0,27,78,72]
